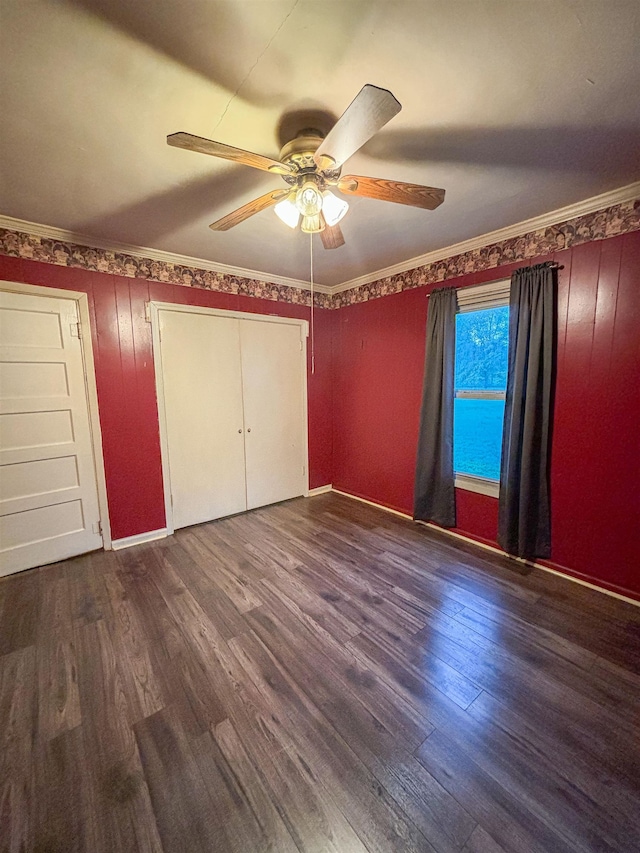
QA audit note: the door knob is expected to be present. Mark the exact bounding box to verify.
[247,428,251,433]
[238,429,242,433]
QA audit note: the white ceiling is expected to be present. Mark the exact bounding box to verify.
[1,0,639,287]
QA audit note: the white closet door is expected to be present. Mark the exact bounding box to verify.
[240,319,306,510]
[158,310,247,529]
[0,289,102,576]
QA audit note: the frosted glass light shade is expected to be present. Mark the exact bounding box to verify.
[296,181,323,217]
[301,214,324,233]
[322,191,349,226]
[274,198,300,228]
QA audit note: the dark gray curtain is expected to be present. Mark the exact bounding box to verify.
[414,287,457,527]
[498,263,555,559]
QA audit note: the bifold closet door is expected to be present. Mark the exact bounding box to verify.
[240,319,306,510]
[158,310,247,529]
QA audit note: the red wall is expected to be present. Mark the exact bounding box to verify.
[0,256,334,541]
[2,231,638,598]
[332,231,640,599]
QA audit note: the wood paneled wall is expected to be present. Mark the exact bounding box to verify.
[2,230,638,598]
[0,256,334,541]
[332,231,640,598]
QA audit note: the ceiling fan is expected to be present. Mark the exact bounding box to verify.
[167,84,445,250]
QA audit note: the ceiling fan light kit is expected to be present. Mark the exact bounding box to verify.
[168,84,445,249]
[273,183,349,232]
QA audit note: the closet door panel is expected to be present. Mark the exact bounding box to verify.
[159,311,246,528]
[240,320,306,510]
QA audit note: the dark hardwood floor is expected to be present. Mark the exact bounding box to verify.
[2,492,640,853]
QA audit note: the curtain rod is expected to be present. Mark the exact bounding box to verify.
[425,261,563,297]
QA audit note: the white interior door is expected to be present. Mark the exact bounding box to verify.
[0,290,102,576]
[158,310,247,529]
[240,318,306,510]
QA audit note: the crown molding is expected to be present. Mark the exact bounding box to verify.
[0,214,333,295]
[329,181,640,295]
[2,180,639,301]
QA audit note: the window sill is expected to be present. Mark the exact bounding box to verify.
[454,473,500,498]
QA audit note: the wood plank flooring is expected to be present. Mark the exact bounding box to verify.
[2,492,640,852]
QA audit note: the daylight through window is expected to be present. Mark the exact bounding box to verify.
[454,300,509,485]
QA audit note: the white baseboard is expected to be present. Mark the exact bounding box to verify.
[531,563,639,607]
[111,528,168,550]
[331,488,639,608]
[308,484,333,496]
[331,489,412,519]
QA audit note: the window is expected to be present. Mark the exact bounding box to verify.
[454,281,510,497]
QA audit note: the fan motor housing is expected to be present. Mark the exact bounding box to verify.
[279,130,323,165]
[279,130,341,185]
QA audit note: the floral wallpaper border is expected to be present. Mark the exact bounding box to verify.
[333,198,640,307]
[1,198,638,309]
[0,228,333,310]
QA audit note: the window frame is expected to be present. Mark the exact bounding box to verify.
[454,279,510,499]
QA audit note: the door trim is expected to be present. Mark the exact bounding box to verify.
[0,279,112,549]
[149,301,310,535]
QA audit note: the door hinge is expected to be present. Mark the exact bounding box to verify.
[144,302,151,322]
[300,340,303,351]
[70,321,81,338]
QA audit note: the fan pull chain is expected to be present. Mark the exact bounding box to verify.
[309,232,315,375]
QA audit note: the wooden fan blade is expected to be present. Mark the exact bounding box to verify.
[168,132,293,175]
[313,85,401,170]
[209,190,290,231]
[338,175,445,210]
[320,217,345,250]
